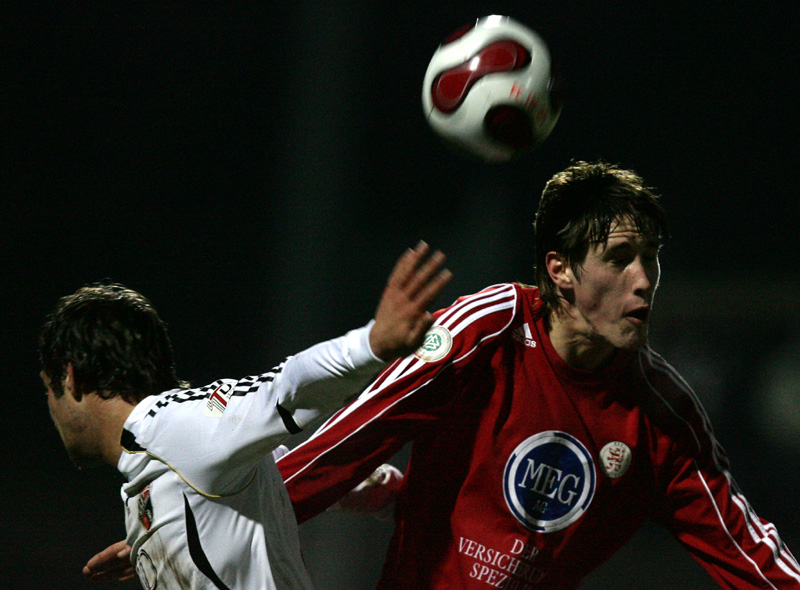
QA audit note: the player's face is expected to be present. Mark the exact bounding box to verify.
[569,218,661,353]
[42,372,102,467]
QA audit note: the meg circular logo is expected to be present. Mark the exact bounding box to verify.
[503,431,595,533]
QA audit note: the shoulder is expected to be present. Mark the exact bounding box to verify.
[632,347,721,460]
[123,384,220,449]
[416,283,524,363]
[138,372,281,421]
[122,378,278,495]
[132,381,227,423]
[435,283,524,334]
[124,374,275,444]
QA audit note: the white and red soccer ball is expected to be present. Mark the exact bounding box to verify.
[422,15,561,163]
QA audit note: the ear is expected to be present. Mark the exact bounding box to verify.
[64,363,81,401]
[545,252,574,292]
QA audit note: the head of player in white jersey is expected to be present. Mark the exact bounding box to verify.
[534,161,669,370]
[39,285,188,468]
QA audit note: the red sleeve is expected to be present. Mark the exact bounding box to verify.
[648,355,800,588]
[277,283,518,523]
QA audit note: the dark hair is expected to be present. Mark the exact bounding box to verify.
[39,283,187,403]
[534,161,669,317]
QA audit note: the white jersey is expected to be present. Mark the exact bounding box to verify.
[117,323,385,590]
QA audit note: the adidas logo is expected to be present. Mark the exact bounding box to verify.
[512,323,537,348]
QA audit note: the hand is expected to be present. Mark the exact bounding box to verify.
[83,540,137,583]
[369,241,452,361]
[337,464,403,520]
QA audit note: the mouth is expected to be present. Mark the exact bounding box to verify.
[625,306,650,324]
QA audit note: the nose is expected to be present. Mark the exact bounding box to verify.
[632,256,660,298]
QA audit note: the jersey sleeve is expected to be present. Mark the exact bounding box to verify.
[648,356,800,588]
[121,322,387,496]
[272,319,387,430]
[278,283,518,523]
[659,454,800,588]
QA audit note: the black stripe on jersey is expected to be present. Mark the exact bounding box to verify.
[145,370,281,417]
[120,428,145,452]
[276,403,303,434]
[146,389,208,417]
[184,494,232,590]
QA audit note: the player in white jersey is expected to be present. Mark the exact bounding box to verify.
[39,242,450,589]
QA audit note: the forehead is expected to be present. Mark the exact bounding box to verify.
[598,217,660,248]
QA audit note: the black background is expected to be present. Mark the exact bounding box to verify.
[3,3,800,588]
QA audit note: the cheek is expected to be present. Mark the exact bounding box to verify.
[575,277,615,314]
[47,397,72,438]
[49,405,65,435]
[46,396,58,422]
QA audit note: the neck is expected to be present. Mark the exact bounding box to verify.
[547,307,616,371]
[88,395,137,466]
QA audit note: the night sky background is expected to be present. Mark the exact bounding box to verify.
[3,3,800,588]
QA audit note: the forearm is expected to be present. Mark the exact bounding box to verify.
[275,321,387,430]
[661,457,800,588]
[278,352,453,522]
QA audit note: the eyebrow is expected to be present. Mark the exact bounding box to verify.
[602,236,661,254]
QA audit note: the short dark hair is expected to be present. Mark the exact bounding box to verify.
[534,161,669,317]
[39,283,187,403]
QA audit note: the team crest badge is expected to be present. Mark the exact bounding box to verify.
[205,382,233,417]
[138,484,154,531]
[414,325,452,362]
[504,431,595,533]
[599,441,632,479]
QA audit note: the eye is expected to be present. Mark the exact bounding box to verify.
[609,252,634,266]
[642,247,661,262]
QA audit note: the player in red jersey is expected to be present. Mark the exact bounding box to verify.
[277,161,800,589]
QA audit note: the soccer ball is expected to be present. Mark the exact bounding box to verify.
[422,15,561,163]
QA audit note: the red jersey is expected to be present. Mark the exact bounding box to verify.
[278,284,799,589]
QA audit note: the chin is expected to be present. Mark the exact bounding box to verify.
[619,341,646,353]
[66,447,103,469]
[614,327,649,352]
[620,334,649,352]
